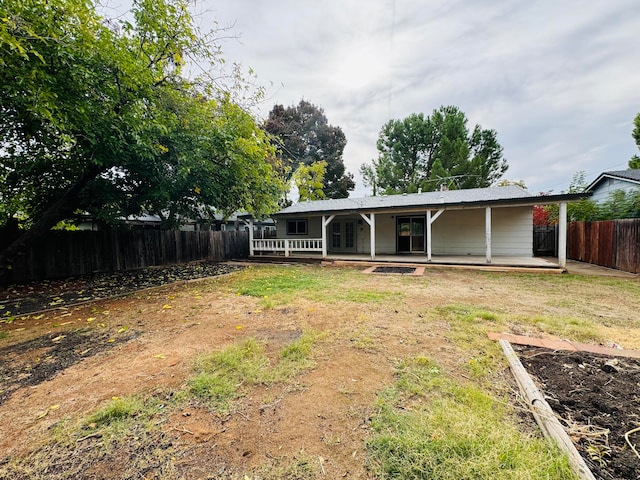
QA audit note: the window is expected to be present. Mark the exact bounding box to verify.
[286,219,308,235]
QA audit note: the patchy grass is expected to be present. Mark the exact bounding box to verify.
[190,338,270,412]
[273,330,318,380]
[252,450,320,479]
[190,333,320,412]
[531,315,602,342]
[235,265,399,307]
[236,266,329,306]
[366,357,578,479]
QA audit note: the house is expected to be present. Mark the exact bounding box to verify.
[246,186,588,268]
[215,212,276,238]
[76,210,275,236]
[586,169,640,203]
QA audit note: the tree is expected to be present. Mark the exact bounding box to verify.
[263,100,355,199]
[630,113,640,169]
[361,106,508,194]
[496,179,527,189]
[545,171,598,222]
[359,163,378,196]
[533,205,551,226]
[0,0,285,278]
[292,161,327,202]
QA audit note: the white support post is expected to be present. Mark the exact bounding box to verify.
[370,213,376,260]
[322,215,326,258]
[426,209,444,262]
[426,210,432,262]
[248,219,254,256]
[285,239,289,257]
[558,202,567,268]
[359,213,376,260]
[322,215,335,259]
[485,207,492,264]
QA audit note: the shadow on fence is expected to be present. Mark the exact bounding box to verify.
[1,229,249,284]
[568,219,640,274]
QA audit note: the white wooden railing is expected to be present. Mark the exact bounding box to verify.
[252,238,323,257]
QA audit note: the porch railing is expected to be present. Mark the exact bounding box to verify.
[252,238,323,257]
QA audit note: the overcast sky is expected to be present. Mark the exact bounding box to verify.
[121,0,640,197]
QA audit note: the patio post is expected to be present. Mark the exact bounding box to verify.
[558,202,567,268]
[359,213,376,260]
[248,218,254,256]
[321,215,335,259]
[370,213,376,260]
[426,210,432,261]
[485,207,492,263]
[322,215,327,258]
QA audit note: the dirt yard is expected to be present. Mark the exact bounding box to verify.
[0,262,639,479]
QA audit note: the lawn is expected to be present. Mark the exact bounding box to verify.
[0,263,638,479]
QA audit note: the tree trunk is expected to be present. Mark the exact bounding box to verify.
[0,166,103,284]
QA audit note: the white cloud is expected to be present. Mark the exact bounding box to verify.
[197,0,640,196]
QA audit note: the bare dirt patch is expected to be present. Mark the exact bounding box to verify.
[0,329,137,406]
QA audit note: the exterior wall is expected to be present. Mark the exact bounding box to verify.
[431,206,532,256]
[590,178,640,203]
[431,209,484,255]
[490,207,533,256]
[373,214,396,254]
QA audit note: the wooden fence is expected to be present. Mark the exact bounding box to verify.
[568,219,640,274]
[2,229,249,284]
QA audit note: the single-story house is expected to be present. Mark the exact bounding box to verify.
[245,186,588,268]
[586,169,640,203]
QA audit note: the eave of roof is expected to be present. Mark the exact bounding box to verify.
[273,187,589,217]
[586,169,640,192]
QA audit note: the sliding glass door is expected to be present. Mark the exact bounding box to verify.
[397,217,425,253]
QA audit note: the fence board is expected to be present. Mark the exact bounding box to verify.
[1,229,249,284]
[568,219,640,274]
[615,219,640,274]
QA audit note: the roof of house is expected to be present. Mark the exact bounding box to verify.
[276,186,586,216]
[587,169,640,191]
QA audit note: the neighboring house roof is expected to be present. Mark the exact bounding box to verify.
[586,169,640,192]
[275,186,587,216]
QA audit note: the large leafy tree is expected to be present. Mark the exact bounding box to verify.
[360,106,508,194]
[0,0,285,275]
[263,100,355,199]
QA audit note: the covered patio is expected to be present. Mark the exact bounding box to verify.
[246,251,563,272]
[245,186,588,271]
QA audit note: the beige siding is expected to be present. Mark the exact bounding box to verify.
[431,207,532,256]
[373,214,396,254]
[491,207,533,256]
[431,210,484,255]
